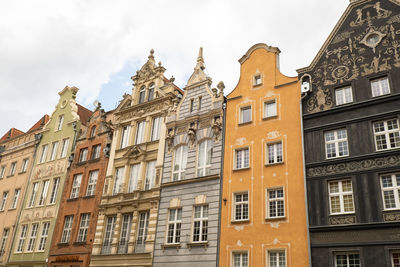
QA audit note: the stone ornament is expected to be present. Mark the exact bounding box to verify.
[329,215,356,225]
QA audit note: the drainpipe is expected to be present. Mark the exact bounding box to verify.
[68,121,78,167]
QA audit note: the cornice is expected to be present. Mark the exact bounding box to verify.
[238,43,280,64]
[161,174,220,187]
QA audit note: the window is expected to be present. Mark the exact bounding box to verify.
[240,106,252,124]
[49,177,60,204]
[57,115,64,131]
[135,121,146,144]
[233,251,248,267]
[86,170,99,196]
[61,216,73,243]
[91,144,101,159]
[60,138,70,158]
[392,251,400,267]
[198,96,202,111]
[28,182,39,207]
[90,126,96,137]
[39,144,48,163]
[335,253,360,267]
[9,162,16,176]
[120,125,131,149]
[118,214,132,253]
[264,100,277,118]
[373,119,400,151]
[381,173,400,210]
[21,158,29,173]
[151,117,162,141]
[371,76,390,97]
[77,213,90,242]
[197,140,212,177]
[166,208,182,244]
[173,146,188,181]
[37,222,50,251]
[139,86,146,104]
[145,161,156,190]
[113,167,125,195]
[0,192,8,211]
[335,86,353,105]
[190,99,194,113]
[38,180,50,206]
[0,229,9,256]
[0,165,5,179]
[148,83,155,101]
[267,188,285,218]
[50,141,59,161]
[135,211,149,252]
[268,250,286,267]
[267,142,283,164]
[254,74,262,86]
[192,205,208,242]
[128,164,140,192]
[234,193,249,221]
[70,174,82,199]
[325,129,349,158]
[27,223,38,252]
[329,180,355,214]
[235,148,249,169]
[102,216,116,254]
[78,148,88,162]
[11,189,21,209]
[16,225,28,252]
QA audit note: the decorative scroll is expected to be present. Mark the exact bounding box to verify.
[329,215,356,225]
[383,212,400,222]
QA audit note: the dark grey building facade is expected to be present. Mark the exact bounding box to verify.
[298,0,400,266]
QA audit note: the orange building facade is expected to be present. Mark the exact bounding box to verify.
[218,44,309,267]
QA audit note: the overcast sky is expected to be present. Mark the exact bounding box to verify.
[0,0,349,135]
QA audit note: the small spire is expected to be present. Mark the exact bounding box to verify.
[148,49,155,60]
[196,47,205,70]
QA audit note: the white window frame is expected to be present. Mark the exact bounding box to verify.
[197,139,212,177]
[28,182,39,207]
[268,250,286,267]
[232,251,248,267]
[380,173,400,210]
[334,252,361,267]
[266,188,285,219]
[135,211,149,252]
[166,208,182,244]
[70,174,82,199]
[192,205,208,242]
[325,129,349,159]
[335,86,353,105]
[371,76,390,97]
[128,164,141,193]
[0,228,9,256]
[266,142,283,165]
[50,141,59,161]
[264,100,277,118]
[145,161,156,190]
[60,138,70,158]
[11,188,21,209]
[49,177,60,204]
[373,119,400,151]
[235,148,250,169]
[135,121,146,144]
[39,144,48,163]
[38,180,50,206]
[21,158,29,173]
[86,170,99,196]
[148,83,155,101]
[113,167,125,195]
[0,165,5,179]
[16,225,28,252]
[391,251,400,267]
[240,106,252,124]
[139,86,146,104]
[61,216,73,243]
[90,126,96,137]
[254,74,262,86]
[26,223,39,252]
[233,192,249,221]
[57,115,64,131]
[172,145,188,181]
[78,148,88,162]
[102,216,116,254]
[328,180,355,215]
[120,125,131,149]
[91,144,101,159]
[0,192,8,211]
[118,214,132,253]
[37,222,50,251]
[151,117,162,141]
[77,213,90,242]
[9,162,16,176]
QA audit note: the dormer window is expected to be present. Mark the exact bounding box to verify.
[90,126,96,138]
[139,86,146,104]
[254,74,262,86]
[148,83,155,101]
[57,115,64,131]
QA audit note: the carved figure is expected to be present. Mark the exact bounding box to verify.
[212,116,222,141]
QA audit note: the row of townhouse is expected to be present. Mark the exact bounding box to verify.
[0,0,399,266]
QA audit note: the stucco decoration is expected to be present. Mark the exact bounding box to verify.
[187,122,198,147]
[383,212,400,221]
[329,215,356,225]
[169,198,181,208]
[212,116,222,142]
[266,130,281,140]
[166,128,175,152]
[195,195,207,205]
[123,145,145,160]
[117,100,171,122]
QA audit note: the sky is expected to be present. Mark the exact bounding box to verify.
[0,0,349,135]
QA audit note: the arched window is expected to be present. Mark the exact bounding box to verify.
[197,140,212,177]
[90,126,96,137]
[148,83,155,101]
[139,86,146,104]
[173,145,188,181]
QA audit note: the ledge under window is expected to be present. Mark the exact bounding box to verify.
[233,167,250,172]
[73,241,87,246]
[57,242,69,247]
[265,216,286,221]
[231,219,250,224]
[161,243,181,251]
[67,198,79,202]
[83,195,95,199]
[187,241,208,250]
[262,115,278,121]
[238,121,252,126]
[264,162,284,167]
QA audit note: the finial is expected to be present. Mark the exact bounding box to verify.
[196,47,206,70]
[170,76,175,83]
[149,49,155,59]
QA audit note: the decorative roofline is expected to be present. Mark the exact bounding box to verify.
[238,43,280,64]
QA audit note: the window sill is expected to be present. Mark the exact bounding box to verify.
[67,198,79,202]
[233,167,250,172]
[329,212,355,216]
[57,242,69,247]
[231,219,250,224]
[73,241,87,246]
[265,216,286,221]
[253,83,262,88]
[262,115,278,121]
[187,241,208,250]
[265,162,284,167]
[18,171,27,174]
[161,243,181,251]
[88,136,95,140]
[88,158,100,163]
[83,195,95,199]
[326,155,349,160]
[238,121,252,126]
[76,161,87,166]
[7,175,15,178]
[8,208,16,211]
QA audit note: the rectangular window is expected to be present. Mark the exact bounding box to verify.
[49,177,60,204]
[371,76,390,97]
[381,173,400,210]
[145,161,156,190]
[135,211,149,252]
[0,192,8,211]
[254,74,262,86]
[373,119,400,151]
[329,180,355,214]
[0,165,5,179]
[268,250,286,267]
[113,167,125,195]
[86,170,99,196]
[102,216,116,254]
[335,253,360,267]
[21,158,29,173]
[240,106,252,124]
[61,216,73,243]
[325,129,349,158]
[151,117,162,141]
[37,222,50,251]
[335,86,353,105]
[139,86,146,104]
[267,188,285,218]
[190,99,194,113]
[77,213,90,242]
[234,193,249,221]
[267,142,283,164]
[197,140,212,177]
[9,162,16,176]
[16,225,28,252]
[128,164,140,193]
[11,188,21,209]
[235,148,249,169]
[60,138,70,158]
[148,84,154,101]
[50,141,59,161]
[392,251,400,267]
[120,125,131,149]
[192,205,208,242]
[57,115,64,131]
[38,180,50,206]
[198,96,202,111]
[233,251,248,267]
[135,121,146,144]
[173,146,188,181]
[91,144,101,159]
[39,144,48,163]
[28,182,39,207]
[27,223,39,252]
[264,100,277,118]
[0,229,9,256]
[78,148,88,162]
[166,208,182,244]
[118,214,132,253]
[70,174,82,199]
